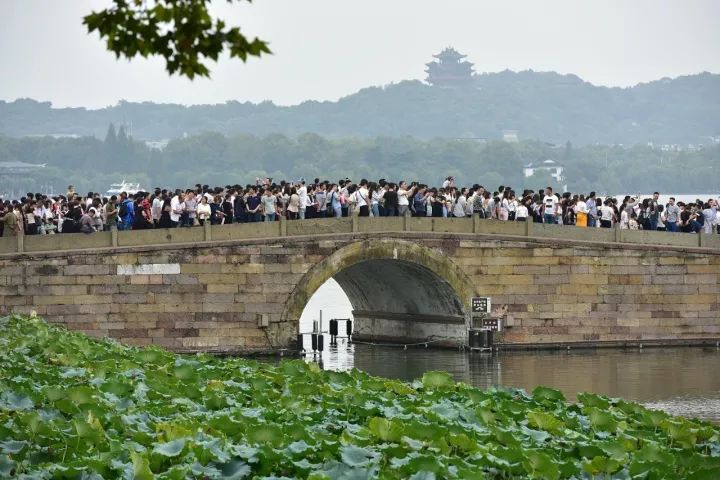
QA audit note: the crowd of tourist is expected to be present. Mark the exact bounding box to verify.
[1,177,719,237]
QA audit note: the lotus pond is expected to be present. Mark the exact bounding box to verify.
[1,315,719,479]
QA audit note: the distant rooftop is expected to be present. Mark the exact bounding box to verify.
[0,161,47,175]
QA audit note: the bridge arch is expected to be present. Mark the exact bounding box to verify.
[280,238,477,345]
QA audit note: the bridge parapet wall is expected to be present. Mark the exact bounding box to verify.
[2,217,720,256]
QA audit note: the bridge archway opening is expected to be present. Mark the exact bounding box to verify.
[287,240,474,346]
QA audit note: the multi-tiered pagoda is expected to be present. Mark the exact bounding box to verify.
[425,47,475,87]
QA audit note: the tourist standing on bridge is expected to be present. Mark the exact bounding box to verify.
[702,200,717,234]
[452,189,467,218]
[286,187,300,220]
[196,196,211,226]
[397,181,412,217]
[665,198,680,232]
[297,181,307,220]
[599,200,616,228]
[262,188,278,222]
[586,192,597,227]
[541,187,557,224]
[575,195,588,227]
[355,180,370,217]
[104,196,118,230]
[648,192,661,231]
[0,203,19,237]
[246,188,262,222]
[118,193,134,231]
[516,198,529,221]
[382,183,396,217]
[169,192,185,228]
[183,191,198,227]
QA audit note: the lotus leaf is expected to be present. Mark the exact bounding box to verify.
[0,315,717,479]
[153,438,186,457]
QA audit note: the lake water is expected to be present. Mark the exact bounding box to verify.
[299,280,720,423]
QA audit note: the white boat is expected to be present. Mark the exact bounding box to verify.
[105,180,144,197]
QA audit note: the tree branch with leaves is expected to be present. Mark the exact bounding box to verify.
[83,0,271,79]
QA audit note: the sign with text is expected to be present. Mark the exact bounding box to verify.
[480,317,502,331]
[471,297,491,314]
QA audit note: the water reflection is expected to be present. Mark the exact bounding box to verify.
[302,341,720,422]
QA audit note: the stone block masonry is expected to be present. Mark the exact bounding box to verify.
[1,225,719,353]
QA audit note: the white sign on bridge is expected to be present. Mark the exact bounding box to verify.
[117,263,180,275]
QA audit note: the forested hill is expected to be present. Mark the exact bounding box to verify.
[1,70,718,145]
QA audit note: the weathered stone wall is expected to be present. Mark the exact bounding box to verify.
[453,240,720,344]
[1,225,719,352]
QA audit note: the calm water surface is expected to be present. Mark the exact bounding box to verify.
[299,343,720,422]
[298,280,720,422]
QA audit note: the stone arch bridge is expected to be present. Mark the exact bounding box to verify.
[1,216,719,352]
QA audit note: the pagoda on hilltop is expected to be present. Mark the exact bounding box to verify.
[425,47,475,87]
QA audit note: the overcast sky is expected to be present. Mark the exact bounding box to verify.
[1,0,718,109]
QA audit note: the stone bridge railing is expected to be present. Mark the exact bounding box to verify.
[1,216,720,256]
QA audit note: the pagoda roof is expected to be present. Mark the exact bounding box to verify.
[425,61,474,68]
[432,47,467,60]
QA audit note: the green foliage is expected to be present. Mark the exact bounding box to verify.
[0,314,719,478]
[2,132,719,196]
[83,0,271,79]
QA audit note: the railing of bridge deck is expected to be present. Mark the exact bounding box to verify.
[1,215,719,255]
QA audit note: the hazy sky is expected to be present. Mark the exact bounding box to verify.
[1,0,719,108]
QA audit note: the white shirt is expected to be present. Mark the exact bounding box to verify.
[262,195,277,215]
[297,186,308,209]
[465,194,476,215]
[543,195,557,214]
[600,205,614,221]
[516,205,529,219]
[170,196,184,222]
[152,197,163,221]
[453,196,467,217]
[197,202,211,220]
[356,187,369,208]
[620,210,629,229]
[397,188,410,206]
[575,201,588,214]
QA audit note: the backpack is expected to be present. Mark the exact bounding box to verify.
[119,201,128,218]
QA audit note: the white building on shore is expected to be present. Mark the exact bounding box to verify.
[523,159,565,183]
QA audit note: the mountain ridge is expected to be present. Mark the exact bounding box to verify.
[1,70,718,145]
